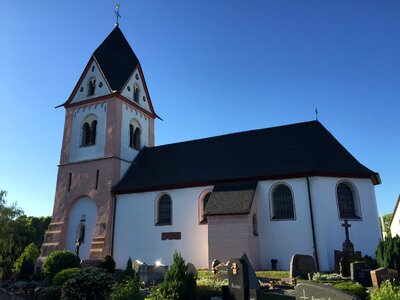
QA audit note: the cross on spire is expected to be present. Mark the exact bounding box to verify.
[315,107,319,121]
[114,3,121,27]
[342,219,351,242]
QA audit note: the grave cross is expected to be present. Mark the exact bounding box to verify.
[114,3,121,27]
[342,219,351,242]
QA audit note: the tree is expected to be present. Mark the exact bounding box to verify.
[382,213,393,236]
[154,251,196,300]
[0,190,24,279]
[14,242,40,279]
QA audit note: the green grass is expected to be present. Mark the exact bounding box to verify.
[256,270,290,279]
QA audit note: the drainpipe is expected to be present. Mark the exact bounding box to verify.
[111,195,117,257]
[306,177,320,271]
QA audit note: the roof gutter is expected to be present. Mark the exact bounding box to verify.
[306,177,320,271]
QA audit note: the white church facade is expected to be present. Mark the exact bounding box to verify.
[40,26,382,272]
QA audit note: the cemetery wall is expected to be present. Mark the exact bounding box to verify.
[113,186,211,269]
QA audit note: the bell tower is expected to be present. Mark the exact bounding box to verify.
[39,26,157,262]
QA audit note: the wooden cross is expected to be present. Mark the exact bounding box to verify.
[114,3,121,27]
[342,219,351,241]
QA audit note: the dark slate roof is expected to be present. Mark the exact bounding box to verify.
[204,182,257,216]
[112,121,380,193]
[93,26,139,92]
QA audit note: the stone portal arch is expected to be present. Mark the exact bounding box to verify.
[66,196,97,260]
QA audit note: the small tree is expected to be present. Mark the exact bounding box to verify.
[100,255,116,274]
[42,250,80,283]
[123,257,135,279]
[154,251,196,300]
[376,235,400,271]
[14,242,40,280]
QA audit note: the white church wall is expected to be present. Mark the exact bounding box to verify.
[257,178,314,270]
[390,197,400,237]
[310,177,381,271]
[68,103,107,162]
[65,197,97,260]
[71,60,111,104]
[120,68,151,112]
[120,104,150,162]
[113,186,212,269]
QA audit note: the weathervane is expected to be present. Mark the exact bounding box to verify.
[315,107,319,121]
[114,3,121,27]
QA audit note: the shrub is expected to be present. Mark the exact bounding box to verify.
[122,257,136,280]
[14,242,40,280]
[370,280,400,300]
[196,277,227,300]
[37,286,62,300]
[42,250,80,283]
[110,276,141,300]
[152,251,196,300]
[61,267,114,300]
[52,268,80,287]
[100,255,116,274]
[312,272,342,282]
[333,281,368,299]
[376,235,400,271]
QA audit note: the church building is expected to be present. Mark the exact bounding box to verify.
[40,26,382,271]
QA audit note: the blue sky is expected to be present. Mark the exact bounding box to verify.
[0,1,399,217]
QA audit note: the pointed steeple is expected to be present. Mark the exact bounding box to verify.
[93,27,139,92]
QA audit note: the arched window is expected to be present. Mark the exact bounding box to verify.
[90,120,97,144]
[200,192,211,224]
[88,77,96,96]
[129,119,141,150]
[133,85,139,103]
[81,115,97,146]
[271,184,295,220]
[337,182,360,219]
[156,194,172,225]
[81,122,91,146]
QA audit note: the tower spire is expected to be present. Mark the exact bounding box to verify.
[114,3,121,27]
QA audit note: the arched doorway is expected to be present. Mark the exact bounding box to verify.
[66,197,97,260]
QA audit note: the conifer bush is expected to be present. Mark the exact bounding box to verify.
[376,235,400,271]
[100,255,116,274]
[122,257,136,280]
[14,242,40,280]
[152,251,196,300]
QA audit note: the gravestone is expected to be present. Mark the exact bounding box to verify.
[227,259,249,300]
[334,219,362,277]
[241,253,260,289]
[132,260,168,286]
[80,259,102,268]
[295,282,360,300]
[212,259,221,274]
[215,262,229,281]
[289,254,316,279]
[186,262,198,278]
[370,267,399,289]
[351,261,372,287]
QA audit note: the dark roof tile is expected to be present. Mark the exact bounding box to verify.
[112,121,379,193]
[93,26,139,91]
[205,182,257,215]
